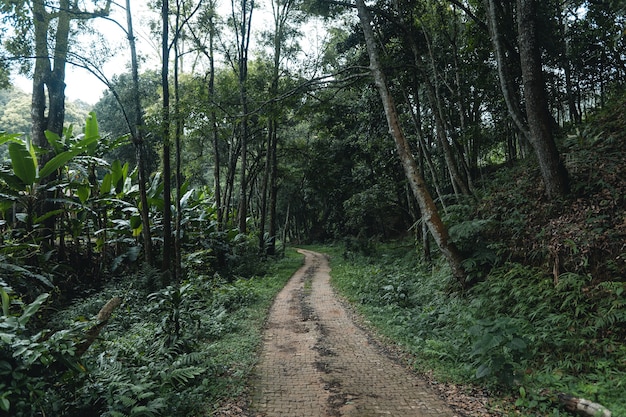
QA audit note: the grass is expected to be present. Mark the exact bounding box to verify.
[202,248,305,409]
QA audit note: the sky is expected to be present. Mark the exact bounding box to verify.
[10,0,328,107]
[14,64,111,106]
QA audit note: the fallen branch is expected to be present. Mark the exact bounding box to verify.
[75,296,122,357]
[558,393,612,417]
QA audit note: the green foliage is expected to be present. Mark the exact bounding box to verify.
[468,317,529,386]
[326,241,626,415]
[0,283,89,416]
[37,249,304,416]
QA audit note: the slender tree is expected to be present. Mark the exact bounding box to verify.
[259,0,302,255]
[206,5,224,230]
[354,0,466,286]
[162,0,173,275]
[487,0,569,199]
[232,0,255,234]
[126,0,154,266]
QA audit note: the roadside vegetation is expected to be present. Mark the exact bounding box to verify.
[325,95,626,417]
[1,246,302,416]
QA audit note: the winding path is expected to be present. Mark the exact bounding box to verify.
[250,249,459,417]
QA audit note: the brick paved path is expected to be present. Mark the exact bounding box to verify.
[250,249,459,417]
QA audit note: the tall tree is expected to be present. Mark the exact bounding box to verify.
[231,0,255,234]
[487,0,569,199]
[259,0,302,255]
[162,0,173,275]
[171,0,203,279]
[516,0,569,199]
[186,1,224,229]
[0,0,110,150]
[354,0,466,286]
[126,0,154,266]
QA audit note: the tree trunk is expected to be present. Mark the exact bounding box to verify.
[126,0,154,266]
[259,125,271,254]
[224,133,240,227]
[162,0,173,275]
[30,1,50,150]
[263,0,291,256]
[558,393,612,417]
[30,0,111,249]
[402,83,447,214]
[355,0,466,287]
[235,0,254,234]
[174,6,183,282]
[421,30,471,197]
[486,0,531,141]
[268,121,278,256]
[30,1,55,247]
[423,75,470,197]
[559,4,580,124]
[516,0,569,199]
[207,10,223,230]
[46,0,70,136]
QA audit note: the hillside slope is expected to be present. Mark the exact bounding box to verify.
[327,92,626,416]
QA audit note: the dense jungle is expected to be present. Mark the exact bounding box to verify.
[0,0,624,416]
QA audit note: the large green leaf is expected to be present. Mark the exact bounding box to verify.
[44,130,64,154]
[17,293,49,326]
[100,172,113,195]
[38,150,76,180]
[74,131,99,152]
[8,141,36,186]
[0,132,23,146]
[84,111,100,141]
[77,184,91,203]
[0,288,9,317]
[110,160,126,194]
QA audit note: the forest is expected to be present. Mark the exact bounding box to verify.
[0,0,624,416]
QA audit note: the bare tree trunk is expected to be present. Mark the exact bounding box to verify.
[355,0,466,287]
[402,84,447,214]
[560,3,579,124]
[420,31,471,197]
[162,0,173,276]
[259,127,271,254]
[516,0,569,199]
[46,0,70,136]
[126,0,154,266]
[486,0,531,141]
[263,0,292,256]
[234,0,254,234]
[224,132,241,227]
[174,1,183,282]
[268,131,278,255]
[207,10,223,230]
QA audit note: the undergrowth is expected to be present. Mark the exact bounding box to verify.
[324,240,625,417]
[322,112,625,415]
[5,249,303,417]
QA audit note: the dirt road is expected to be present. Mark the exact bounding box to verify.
[250,249,459,417]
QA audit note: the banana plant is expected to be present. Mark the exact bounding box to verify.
[0,114,100,232]
[0,112,100,193]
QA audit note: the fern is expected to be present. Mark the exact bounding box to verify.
[164,366,205,387]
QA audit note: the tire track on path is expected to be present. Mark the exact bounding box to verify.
[251,249,459,417]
